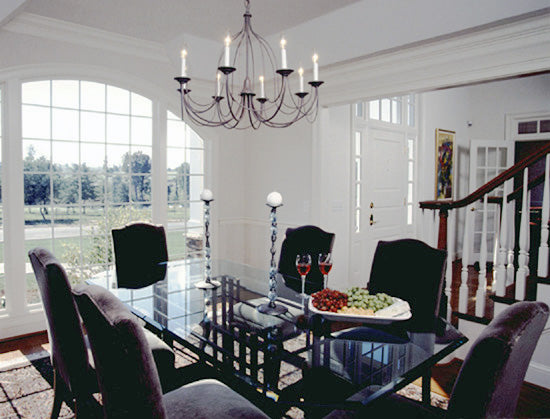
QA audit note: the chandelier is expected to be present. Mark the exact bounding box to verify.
[174,0,323,129]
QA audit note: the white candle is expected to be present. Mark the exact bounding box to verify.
[266,191,283,207]
[298,67,304,92]
[180,49,187,77]
[312,53,319,81]
[217,73,221,96]
[201,189,213,201]
[224,35,231,67]
[280,38,287,69]
[259,76,265,98]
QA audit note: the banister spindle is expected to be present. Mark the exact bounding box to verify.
[496,180,511,296]
[516,168,530,300]
[476,195,488,317]
[538,154,549,278]
[459,205,473,312]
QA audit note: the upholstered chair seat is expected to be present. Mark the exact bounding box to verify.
[73,283,269,419]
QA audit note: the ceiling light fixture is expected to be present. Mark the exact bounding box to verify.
[174,0,324,129]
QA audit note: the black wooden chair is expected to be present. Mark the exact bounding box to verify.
[278,225,335,294]
[28,247,176,418]
[73,283,269,419]
[367,238,447,328]
[112,222,168,289]
[330,301,549,418]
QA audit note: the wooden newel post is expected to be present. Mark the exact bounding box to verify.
[437,206,449,320]
[437,206,449,250]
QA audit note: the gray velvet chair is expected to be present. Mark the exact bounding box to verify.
[112,222,168,289]
[28,247,176,418]
[73,283,269,419]
[328,301,549,418]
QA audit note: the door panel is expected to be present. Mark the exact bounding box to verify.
[355,128,408,283]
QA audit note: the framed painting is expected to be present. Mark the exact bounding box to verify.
[435,128,455,200]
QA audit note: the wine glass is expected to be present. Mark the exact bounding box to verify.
[295,254,312,306]
[318,253,333,289]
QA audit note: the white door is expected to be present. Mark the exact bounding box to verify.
[469,140,514,262]
[350,126,408,286]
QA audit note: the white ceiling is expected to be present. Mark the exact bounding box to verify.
[23,0,361,43]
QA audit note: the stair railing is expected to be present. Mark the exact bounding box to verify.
[420,142,550,317]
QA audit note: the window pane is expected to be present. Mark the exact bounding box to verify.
[23,140,51,170]
[131,93,152,117]
[52,108,79,140]
[81,111,105,142]
[408,161,413,181]
[106,145,129,170]
[107,86,130,114]
[167,120,186,147]
[408,139,414,159]
[189,176,203,201]
[52,141,79,167]
[355,102,363,118]
[107,114,130,143]
[81,143,105,169]
[391,98,401,124]
[22,81,50,106]
[22,105,50,139]
[52,80,79,109]
[354,132,361,156]
[81,81,106,112]
[369,100,379,120]
[187,149,204,174]
[131,116,152,145]
[381,99,390,122]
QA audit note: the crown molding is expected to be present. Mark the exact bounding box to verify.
[3,12,170,63]
[321,9,550,106]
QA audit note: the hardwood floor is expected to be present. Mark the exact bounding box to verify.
[1,331,550,418]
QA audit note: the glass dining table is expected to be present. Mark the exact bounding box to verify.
[89,257,467,416]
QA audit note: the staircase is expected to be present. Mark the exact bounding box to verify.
[420,142,550,388]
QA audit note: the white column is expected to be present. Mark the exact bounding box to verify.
[506,179,516,287]
[538,154,549,277]
[151,101,167,227]
[459,205,473,312]
[476,195,488,316]
[516,168,530,300]
[496,180,511,296]
[3,78,26,315]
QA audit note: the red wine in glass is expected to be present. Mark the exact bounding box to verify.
[296,263,311,276]
[296,254,312,307]
[318,253,332,288]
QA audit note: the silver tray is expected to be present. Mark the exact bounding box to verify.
[308,297,412,325]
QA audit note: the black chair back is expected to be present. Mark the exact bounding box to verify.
[112,222,168,289]
[368,238,447,327]
[278,225,335,294]
[28,248,91,399]
[73,283,166,418]
[447,301,549,418]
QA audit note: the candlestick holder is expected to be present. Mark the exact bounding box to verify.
[258,200,288,315]
[196,195,220,290]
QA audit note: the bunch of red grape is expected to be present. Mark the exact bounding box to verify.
[311,288,348,312]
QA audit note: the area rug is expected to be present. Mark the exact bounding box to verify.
[0,348,448,418]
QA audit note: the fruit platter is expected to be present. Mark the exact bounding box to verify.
[308,287,412,324]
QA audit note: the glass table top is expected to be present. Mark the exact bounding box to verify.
[89,257,467,411]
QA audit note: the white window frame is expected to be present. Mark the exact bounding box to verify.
[0,67,211,339]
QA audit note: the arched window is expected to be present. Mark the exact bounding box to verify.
[20,80,205,303]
